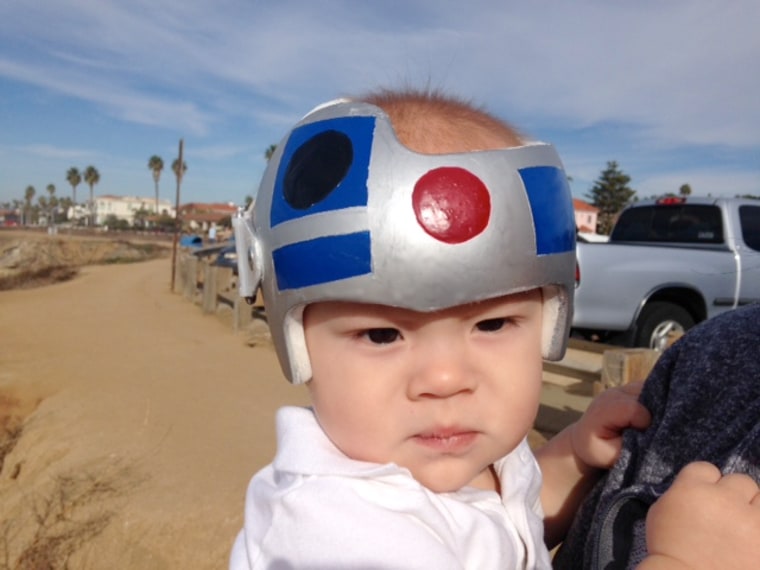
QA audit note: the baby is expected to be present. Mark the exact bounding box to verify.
[229,89,650,568]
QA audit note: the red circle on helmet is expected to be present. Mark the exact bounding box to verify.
[412,167,491,244]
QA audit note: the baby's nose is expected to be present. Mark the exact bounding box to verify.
[408,340,476,399]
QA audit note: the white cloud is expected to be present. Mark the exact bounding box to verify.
[14,144,94,160]
[0,0,758,204]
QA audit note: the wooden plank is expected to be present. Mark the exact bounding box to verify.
[567,337,617,354]
[601,348,661,388]
[542,361,601,385]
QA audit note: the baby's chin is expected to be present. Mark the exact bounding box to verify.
[413,466,496,494]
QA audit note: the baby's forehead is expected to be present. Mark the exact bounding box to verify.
[305,289,543,322]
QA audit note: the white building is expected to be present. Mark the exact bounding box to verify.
[93,195,175,226]
[573,198,599,233]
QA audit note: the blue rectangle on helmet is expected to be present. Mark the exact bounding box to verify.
[518,165,576,255]
[272,231,371,290]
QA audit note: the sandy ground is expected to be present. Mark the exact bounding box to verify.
[1,250,310,568]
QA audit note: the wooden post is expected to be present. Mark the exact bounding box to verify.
[599,348,661,392]
[233,297,253,332]
[202,263,217,313]
[170,138,184,291]
[173,254,186,294]
[184,255,197,300]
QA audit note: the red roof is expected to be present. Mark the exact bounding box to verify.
[573,198,598,212]
[180,202,238,214]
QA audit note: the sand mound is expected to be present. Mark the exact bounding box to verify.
[0,231,169,289]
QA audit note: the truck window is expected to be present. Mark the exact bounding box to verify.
[739,205,760,252]
[611,204,724,244]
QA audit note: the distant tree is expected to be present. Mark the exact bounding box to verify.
[148,155,164,215]
[24,185,36,225]
[103,214,129,231]
[83,165,100,226]
[155,212,179,233]
[133,206,152,229]
[585,161,636,235]
[265,144,277,161]
[679,183,692,196]
[38,195,49,224]
[58,196,72,222]
[244,195,254,209]
[45,183,56,225]
[171,158,187,183]
[66,167,82,204]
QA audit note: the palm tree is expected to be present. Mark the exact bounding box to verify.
[46,184,56,226]
[171,158,187,182]
[83,165,100,226]
[66,167,81,205]
[148,155,164,215]
[24,185,35,226]
[38,195,49,217]
[265,144,277,161]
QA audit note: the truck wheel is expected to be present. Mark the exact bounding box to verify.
[634,302,695,351]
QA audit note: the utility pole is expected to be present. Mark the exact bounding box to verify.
[170,138,184,291]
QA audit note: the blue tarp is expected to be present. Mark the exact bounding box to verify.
[179,234,203,248]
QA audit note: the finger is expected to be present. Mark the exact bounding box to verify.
[618,380,645,397]
[717,473,760,501]
[674,461,722,485]
[628,402,652,429]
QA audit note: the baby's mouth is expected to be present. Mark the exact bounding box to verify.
[413,429,478,453]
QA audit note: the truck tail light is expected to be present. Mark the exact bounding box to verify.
[656,197,686,206]
[575,260,580,286]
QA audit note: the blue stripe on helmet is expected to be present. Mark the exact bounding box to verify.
[518,166,576,255]
[273,231,372,290]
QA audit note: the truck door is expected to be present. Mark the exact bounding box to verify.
[736,205,760,305]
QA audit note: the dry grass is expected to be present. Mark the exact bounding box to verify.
[1,460,142,570]
[0,392,144,570]
[0,233,170,291]
[0,266,79,292]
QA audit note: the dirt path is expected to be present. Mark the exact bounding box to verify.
[0,257,309,568]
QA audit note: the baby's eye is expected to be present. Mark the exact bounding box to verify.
[363,328,401,344]
[476,318,508,332]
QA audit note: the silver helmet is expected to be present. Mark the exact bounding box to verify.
[234,99,576,384]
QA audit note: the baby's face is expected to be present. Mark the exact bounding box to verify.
[303,290,544,493]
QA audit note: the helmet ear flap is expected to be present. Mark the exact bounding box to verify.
[232,208,263,302]
[541,285,571,361]
[283,305,312,385]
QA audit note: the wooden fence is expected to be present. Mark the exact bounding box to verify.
[174,250,265,332]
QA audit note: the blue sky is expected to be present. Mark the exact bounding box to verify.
[1,0,759,208]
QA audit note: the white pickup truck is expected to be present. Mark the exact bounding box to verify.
[572,196,760,349]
